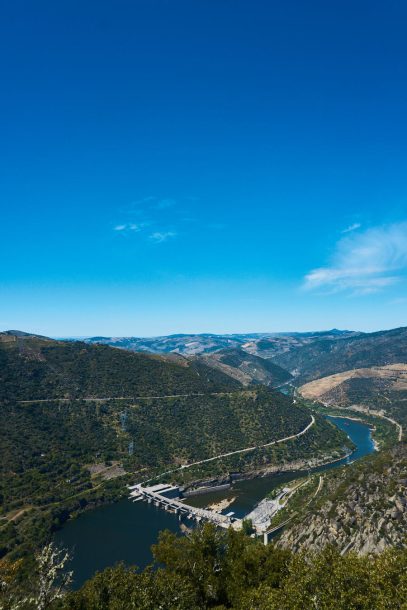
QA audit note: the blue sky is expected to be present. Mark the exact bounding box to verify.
[1,0,407,336]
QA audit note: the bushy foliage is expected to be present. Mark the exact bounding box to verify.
[0,337,240,402]
[2,389,338,559]
[124,388,311,468]
[0,335,350,566]
[46,525,407,610]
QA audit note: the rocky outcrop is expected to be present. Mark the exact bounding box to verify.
[278,445,407,555]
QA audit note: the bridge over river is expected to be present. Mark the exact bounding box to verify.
[129,483,242,530]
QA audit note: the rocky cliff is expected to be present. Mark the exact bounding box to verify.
[278,445,407,555]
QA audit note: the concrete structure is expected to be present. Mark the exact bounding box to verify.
[129,483,242,530]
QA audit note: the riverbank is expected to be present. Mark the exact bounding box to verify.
[55,415,376,589]
[38,410,350,564]
[182,441,353,497]
[334,404,403,442]
[186,415,375,521]
[207,497,236,513]
[308,398,401,449]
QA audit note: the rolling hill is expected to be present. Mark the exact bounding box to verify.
[81,329,358,357]
[0,331,349,559]
[299,364,407,432]
[200,348,292,387]
[82,333,246,355]
[272,326,407,383]
[0,332,240,401]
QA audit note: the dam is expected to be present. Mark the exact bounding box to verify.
[129,482,242,530]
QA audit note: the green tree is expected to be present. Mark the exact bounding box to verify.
[241,519,254,536]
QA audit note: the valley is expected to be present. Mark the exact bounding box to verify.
[4,5,407,607]
[56,414,375,589]
[1,326,406,607]
[0,331,350,562]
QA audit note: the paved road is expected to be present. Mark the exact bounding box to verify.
[16,391,240,404]
[142,414,315,484]
[179,414,315,468]
[265,474,324,537]
[377,395,403,441]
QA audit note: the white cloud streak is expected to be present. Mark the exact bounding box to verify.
[114,223,142,232]
[342,222,361,233]
[114,196,179,242]
[149,231,177,243]
[304,221,407,294]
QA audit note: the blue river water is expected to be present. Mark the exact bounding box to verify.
[55,415,375,588]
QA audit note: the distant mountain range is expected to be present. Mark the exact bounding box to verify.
[81,329,359,357]
[77,327,407,388]
[1,330,341,560]
[3,327,407,389]
[1,326,407,565]
[272,326,407,383]
[57,329,361,388]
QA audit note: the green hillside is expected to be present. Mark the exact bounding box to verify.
[272,326,407,383]
[316,375,407,430]
[0,389,317,518]
[0,333,240,401]
[0,333,350,560]
[122,388,309,468]
[202,348,292,387]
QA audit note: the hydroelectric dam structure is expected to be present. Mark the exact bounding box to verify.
[129,483,242,530]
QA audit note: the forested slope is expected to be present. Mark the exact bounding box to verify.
[0,333,240,401]
[272,326,407,383]
[0,389,314,513]
[0,333,348,560]
[201,348,292,387]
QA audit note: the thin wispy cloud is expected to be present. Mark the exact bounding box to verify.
[304,221,407,294]
[149,231,177,243]
[113,196,179,243]
[114,223,143,232]
[112,195,200,244]
[342,222,361,234]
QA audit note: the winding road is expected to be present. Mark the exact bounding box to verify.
[180,414,316,468]
[143,414,315,483]
[15,392,316,483]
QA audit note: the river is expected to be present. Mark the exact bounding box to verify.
[55,415,375,588]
